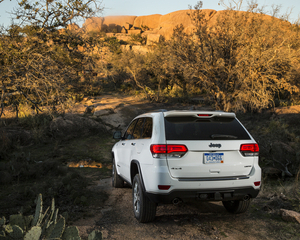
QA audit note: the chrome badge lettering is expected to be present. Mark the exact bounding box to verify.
[209,143,222,148]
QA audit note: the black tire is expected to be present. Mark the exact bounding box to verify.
[132,174,156,223]
[112,158,124,188]
[222,199,251,213]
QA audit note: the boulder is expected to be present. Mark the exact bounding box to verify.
[106,33,115,38]
[132,45,150,54]
[128,29,142,35]
[208,10,290,34]
[280,209,300,224]
[94,108,113,116]
[146,34,163,45]
[124,23,132,30]
[102,16,137,33]
[114,34,132,42]
[120,45,132,51]
[157,9,216,40]
[84,105,95,114]
[67,23,80,32]
[50,114,106,139]
[83,17,104,32]
[133,14,162,29]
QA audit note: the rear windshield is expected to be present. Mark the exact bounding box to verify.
[164,116,251,140]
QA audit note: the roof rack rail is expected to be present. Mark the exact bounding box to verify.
[151,109,168,112]
[144,109,168,114]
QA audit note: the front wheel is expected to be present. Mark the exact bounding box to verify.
[112,158,124,188]
[132,174,156,223]
[222,199,251,213]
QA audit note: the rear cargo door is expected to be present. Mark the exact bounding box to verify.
[164,114,255,179]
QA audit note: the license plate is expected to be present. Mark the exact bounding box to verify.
[204,153,224,164]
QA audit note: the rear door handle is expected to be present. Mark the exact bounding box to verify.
[131,143,136,146]
[122,143,125,146]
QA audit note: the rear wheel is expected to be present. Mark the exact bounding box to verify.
[222,199,251,213]
[132,174,156,223]
[112,158,124,188]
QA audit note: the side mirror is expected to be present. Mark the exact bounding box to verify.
[113,131,122,139]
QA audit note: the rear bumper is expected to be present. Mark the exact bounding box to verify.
[145,187,260,204]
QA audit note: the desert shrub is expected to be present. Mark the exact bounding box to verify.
[182,2,299,112]
[0,0,103,119]
[129,34,147,45]
[240,112,300,177]
[105,37,122,54]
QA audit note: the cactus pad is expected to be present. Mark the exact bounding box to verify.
[8,225,24,239]
[24,226,42,240]
[9,214,26,231]
[0,230,5,238]
[24,216,33,231]
[48,216,65,239]
[0,217,5,227]
[62,226,81,240]
[88,230,102,240]
[32,194,43,226]
[3,225,13,234]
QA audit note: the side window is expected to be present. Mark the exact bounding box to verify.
[132,118,144,139]
[141,117,152,139]
[124,119,138,139]
[124,117,153,140]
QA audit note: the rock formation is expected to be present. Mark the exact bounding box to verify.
[81,9,292,54]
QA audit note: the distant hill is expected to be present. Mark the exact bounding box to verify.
[82,9,291,40]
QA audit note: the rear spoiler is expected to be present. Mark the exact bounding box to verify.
[163,111,236,118]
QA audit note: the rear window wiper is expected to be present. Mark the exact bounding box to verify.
[211,134,238,139]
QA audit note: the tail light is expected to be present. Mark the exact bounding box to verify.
[254,181,261,187]
[158,185,171,190]
[150,144,188,158]
[240,144,259,157]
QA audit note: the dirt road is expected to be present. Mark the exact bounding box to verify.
[73,178,284,240]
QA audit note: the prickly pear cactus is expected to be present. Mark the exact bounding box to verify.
[88,230,102,240]
[32,194,43,226]
[62,226,81,240]
[49,198,55,222]
[0,230,6,239]
[9,214,26,231]
[0,217,5,227]
[24,226,42,240]
[61,212,69,223]
[8,225,24,239]
[53,208,59,224]
[3,224,12,235]
[24,216,33,231]
[48,216,65,239]
[44,223,55,239]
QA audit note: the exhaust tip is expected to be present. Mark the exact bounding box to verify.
[172,198,182,205]
[243,195,250,201]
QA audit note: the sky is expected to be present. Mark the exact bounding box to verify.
[0,0,300,27]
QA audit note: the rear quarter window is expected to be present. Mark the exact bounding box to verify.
[164,116,251,140]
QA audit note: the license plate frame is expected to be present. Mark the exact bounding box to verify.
[204,153,224,164]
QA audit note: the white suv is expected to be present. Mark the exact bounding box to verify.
[112,110,261,222]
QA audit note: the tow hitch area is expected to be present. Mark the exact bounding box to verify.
[198,192,234,200]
